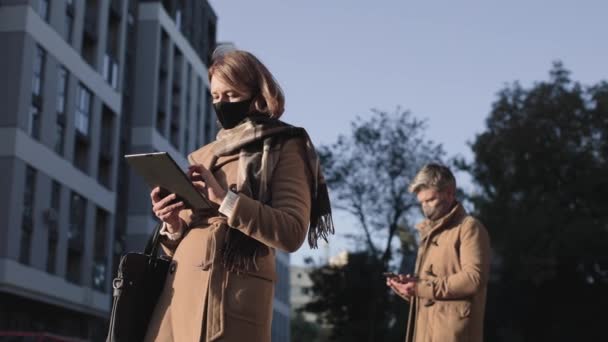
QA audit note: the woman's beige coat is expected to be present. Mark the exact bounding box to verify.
[145,137,312,341]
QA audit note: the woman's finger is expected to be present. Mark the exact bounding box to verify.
[150,187,161,202]
[193,181,207,190]
[159,212,174,221]
[188,164,205,175]
[190,174,205,182]
[153,193,177,212]
[187,167,196,179]
[158,201,184,216]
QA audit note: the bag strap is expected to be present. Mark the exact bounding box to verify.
[144,222,164,256]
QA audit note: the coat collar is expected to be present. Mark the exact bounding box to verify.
[416,202,466,240]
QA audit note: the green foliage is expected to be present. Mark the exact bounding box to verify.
[318,109,444,262]
[291,312,326,342]
[462,62,608,341]
[302,252,408,342]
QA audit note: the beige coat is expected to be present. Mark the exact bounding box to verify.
[404,204,491,342]
[144,137,312,342]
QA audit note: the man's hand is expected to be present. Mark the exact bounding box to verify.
[386,274,417,298]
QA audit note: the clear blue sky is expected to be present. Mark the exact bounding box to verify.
[208,0,608,265]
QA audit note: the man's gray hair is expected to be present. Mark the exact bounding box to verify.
[408,163,456,194]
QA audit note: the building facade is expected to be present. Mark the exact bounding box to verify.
[0,1,291,340]
[0,0,131,339]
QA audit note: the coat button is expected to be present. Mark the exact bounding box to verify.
[169,262,177,274]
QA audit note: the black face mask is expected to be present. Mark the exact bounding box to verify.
[213,99,252,129]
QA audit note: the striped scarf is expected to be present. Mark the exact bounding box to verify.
[210,115,334,271]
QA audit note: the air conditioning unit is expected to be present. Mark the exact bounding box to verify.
[43,208,58,225]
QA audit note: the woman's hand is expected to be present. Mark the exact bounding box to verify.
[188,164,227,206]
[151,187,184,231]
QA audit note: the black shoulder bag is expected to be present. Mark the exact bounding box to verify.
[106,223,171,342]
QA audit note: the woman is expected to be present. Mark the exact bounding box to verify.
[144,49,333,342]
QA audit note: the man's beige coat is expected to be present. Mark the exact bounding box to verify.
[403,204,491,342]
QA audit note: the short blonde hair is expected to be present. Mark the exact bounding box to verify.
[209,48,285,118]
[409,163,456,194]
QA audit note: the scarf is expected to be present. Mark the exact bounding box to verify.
[209,115,334,271]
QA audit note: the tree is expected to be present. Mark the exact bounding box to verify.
[291,312,326,342]
[303,109,445,341]
[461,62,608,341]
[303,252,408,342]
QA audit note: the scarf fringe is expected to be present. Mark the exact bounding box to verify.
[308,213,335,249]
[308,179,335,249]
[221,229,263,272]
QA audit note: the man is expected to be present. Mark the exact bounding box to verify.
[387,164,491,342]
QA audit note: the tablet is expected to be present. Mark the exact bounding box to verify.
[125,152,212,209]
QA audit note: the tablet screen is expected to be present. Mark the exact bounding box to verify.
[125,152,212,209]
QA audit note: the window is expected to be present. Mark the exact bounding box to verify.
[67,192,86,284]
[20,166,37,265]
[195,78,203,148]
[37,0,49,21]
[170,48,183,149]
[157,30,170,136]
[30,46,45,139]
[204,88,214,144]
[28,106,41,140]
[65,0,75,43]
[55,67,69,154]
[104,6,121,90]
[74,84,92,172]
[102,54,119,90]
[75,84,92,136]
[32,46,45,96]
[57,67,69,114]
[92,209,109,292]
[175,9,182,31]
[98,106,114,188]
[82,0,99,66]
[47,181,61,274]
[183,64,192,155]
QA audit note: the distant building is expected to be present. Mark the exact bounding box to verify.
[329,250,349,267]
[290,265,317,323]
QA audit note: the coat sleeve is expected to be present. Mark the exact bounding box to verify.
[416,218,491,300]
[220,137,312,253]
[159,209,193,257]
